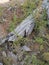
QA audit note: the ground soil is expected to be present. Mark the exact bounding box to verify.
[0,0,25,38]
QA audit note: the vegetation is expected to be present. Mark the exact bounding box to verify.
[35,37,44,44]
[0,0,49,65]
[7,0,43,32]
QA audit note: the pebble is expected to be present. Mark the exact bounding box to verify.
[22,45,31,52]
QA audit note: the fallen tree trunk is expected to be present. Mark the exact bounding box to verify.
[0,14,34,44]
[7,14,34,42]
[0,0,49,45]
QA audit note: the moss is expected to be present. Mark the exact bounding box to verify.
[35,37,44,44]
[8,22,15,32]
[31,55,38,65]
[42,52,49,62]
[0,7,4,17]
[14,37,26,45]
[42,9,47,20]
[45,34,49,40]
[40,45,44,51]
[2,57,11,65]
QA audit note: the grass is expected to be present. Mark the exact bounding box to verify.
[0,6,4,17]
[35,37,44,44]
[7,0,43,32]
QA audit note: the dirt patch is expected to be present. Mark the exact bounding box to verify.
[0,0,25,38]
[0,24,7,38]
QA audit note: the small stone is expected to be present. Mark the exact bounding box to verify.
[22,45,31,52]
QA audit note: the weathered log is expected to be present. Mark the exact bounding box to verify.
[7,0,49,42]
[0,0,49,45]
[0,14,34,44]
[8,14,34,42]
